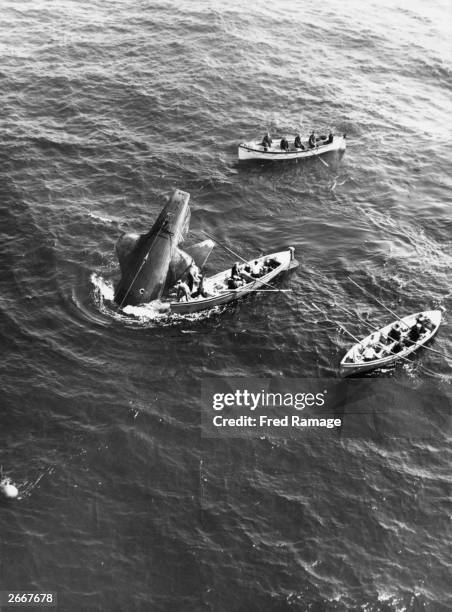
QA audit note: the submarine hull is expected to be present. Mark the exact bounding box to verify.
[114,190,191,307]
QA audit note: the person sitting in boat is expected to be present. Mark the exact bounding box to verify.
[187,261,200,292]
[387,323,401,343]
[416,314,432,333]
[231,262,241,279]
[362,344,380,361]
[308,131,316,148]
[294,134,304,149]
[390,340,404,354]
[415,316,427,336]
[361,332,383,361]
[240,265,254,282]
[327,131,334,144]
[176,279,191,302]
[230,262,252,284]
[261,132,272,149]
[407,322,423,344]
[261,259,272,275]
[250,260,262,278]
[370,332,380,344]
[280,137,289,151]
[266,257,279,269]
[353,344,365,362]
[228,277,245,289]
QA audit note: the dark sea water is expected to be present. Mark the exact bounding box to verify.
[0,1,451,610]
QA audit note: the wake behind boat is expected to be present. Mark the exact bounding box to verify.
[168,248,298,315]
[340,310,442,375]
[238,132,346,161]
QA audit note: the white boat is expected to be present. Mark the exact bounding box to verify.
[169,248,298,315]
[340,310,442,375]
[238,134,346,161]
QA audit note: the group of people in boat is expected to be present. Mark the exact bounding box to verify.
[174,261,209,302]
[261,131,334,152]
[227,257,280,289]
[172,257,281,302]
[354,314,434,362]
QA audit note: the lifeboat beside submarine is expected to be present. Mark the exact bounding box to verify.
[113,189,298,315]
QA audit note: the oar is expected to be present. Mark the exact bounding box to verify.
[346,276,447,359]
[201,230,288,294]
[312,303,436,374]
[312,302,363,344]
[199,247,213,270]
[307,134,329,167]
[314,148,329,167]
[335,303,383,335]
[347,276,411,328]
[201,230,248,265]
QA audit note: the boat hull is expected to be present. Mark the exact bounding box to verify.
[238,135,346,161]
[340,310,442,375]
[169,249,297,314]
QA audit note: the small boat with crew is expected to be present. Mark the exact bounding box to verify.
[340,310,442,375]
[168,247,298,315]
[238,132,346,161]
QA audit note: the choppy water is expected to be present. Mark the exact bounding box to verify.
[0,1,451,610]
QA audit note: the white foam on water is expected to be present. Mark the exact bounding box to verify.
[88,212,115,224]
[122,300,170,322]
[90,272,223,326]
[91,272,114,302]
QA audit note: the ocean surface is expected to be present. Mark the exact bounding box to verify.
[0,1,451,610]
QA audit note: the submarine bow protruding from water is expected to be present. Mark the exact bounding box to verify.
[114,189,213,307]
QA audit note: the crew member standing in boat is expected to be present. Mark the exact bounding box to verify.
[261,132,272,149]
[327,131,334,144]
[308,131,316,148]
[280,137,289,151]
[187,261,200,292]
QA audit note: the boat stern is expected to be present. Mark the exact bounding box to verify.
[238,143,259,160]
[424,309,442,328]
[337,134,347,151]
